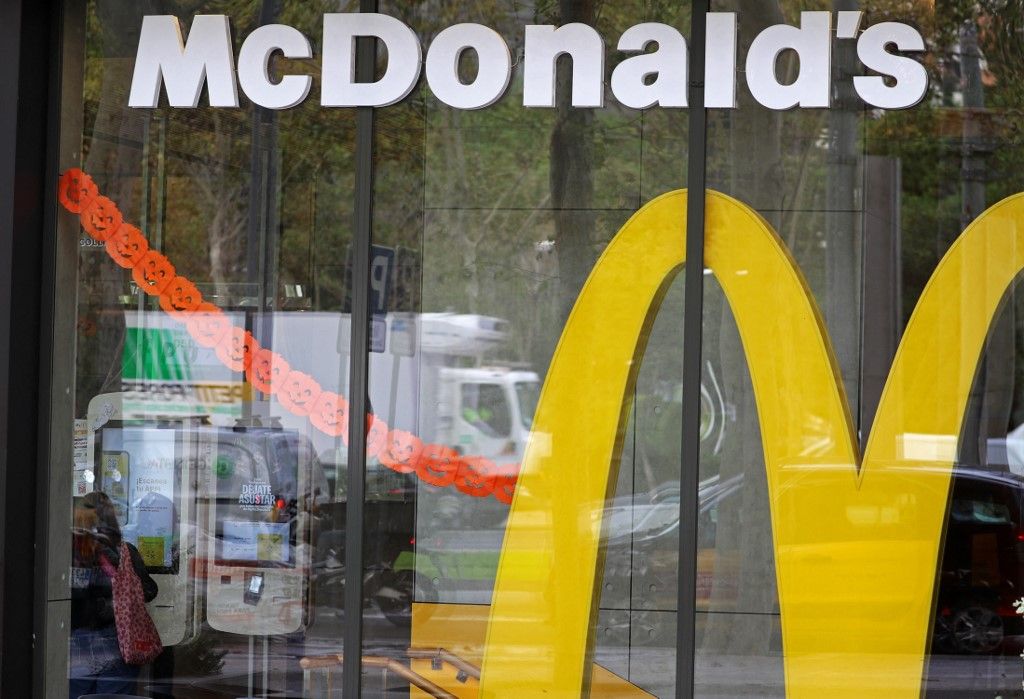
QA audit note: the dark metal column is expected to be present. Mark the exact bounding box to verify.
[343,0,379,694]
[676,1,709,696]
[0,0,62,697]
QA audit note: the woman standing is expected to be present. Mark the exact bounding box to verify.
[69,491,158,699]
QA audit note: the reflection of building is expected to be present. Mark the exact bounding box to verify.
[6,3,1024,698]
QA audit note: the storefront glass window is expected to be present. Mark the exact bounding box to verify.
[63,1,358,696]
[698,1,1024,696]
[360,2,690,694]
[46,0,1024,697]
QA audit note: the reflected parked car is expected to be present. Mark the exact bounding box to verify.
[604,467,1024,655]
[932,467,1024,654]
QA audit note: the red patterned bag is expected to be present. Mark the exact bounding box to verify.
[98,542,163,665]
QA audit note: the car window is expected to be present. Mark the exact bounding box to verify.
[515,381,540,429]
[460,383,512,437]
[950,496,1013,525]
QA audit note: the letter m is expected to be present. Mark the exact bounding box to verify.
[129,15,238,108]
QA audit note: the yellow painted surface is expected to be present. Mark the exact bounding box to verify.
[476,190,1024,697]
[411,603,653,698]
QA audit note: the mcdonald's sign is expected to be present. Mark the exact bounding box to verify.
[407,189,1024,697]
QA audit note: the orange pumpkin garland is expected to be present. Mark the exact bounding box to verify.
[379,429,424,474]
[277,371,322,417]
[132,250,176,296]
[185,303,230,348]
[58,169,99,214]
[105,224,149,268]
[491,467,518,505]
[80,196,123,242]
[364,416,389,459]
[454,456,497,497]
[57,167,521,506]
[160,276,203,318]
[247,348,290,395]
[416,444,461,488]
[310,391,349,438]
[215,327,258,372]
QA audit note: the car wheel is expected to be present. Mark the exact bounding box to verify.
[950,603,1004,654]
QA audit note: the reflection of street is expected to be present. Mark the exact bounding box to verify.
[597,647,1024,698]
[147,607,414,697]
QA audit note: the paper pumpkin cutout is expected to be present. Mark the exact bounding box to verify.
[185,303,229,348]
[277,371,322,417]
[416,444,461,488]
[310,391,349,439]
[58,169,99,214]
[379,430,424,474]
[215,327,258,372]
[105,224,149,269]
[80,196,124,242]
[491,467,518,504]
[159,276,202,318]
[132,250,176,296]
[247,348,290,395]
[454,456,497,497]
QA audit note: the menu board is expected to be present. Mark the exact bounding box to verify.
[213,431,298,568]
[222,520,290,564]
[95,423,179,573]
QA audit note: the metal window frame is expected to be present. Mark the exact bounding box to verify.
[342,0,380,696]
[676,0,710,695]
[0,1,73,697]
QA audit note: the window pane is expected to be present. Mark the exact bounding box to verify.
[61,2,357,696]
[360,1,691,695]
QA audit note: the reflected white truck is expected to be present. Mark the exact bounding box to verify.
[112,310,539,465]
[275,313,540,467]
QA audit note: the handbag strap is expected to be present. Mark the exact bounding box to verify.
[98,542,131,578]
[118,541,131,570]
[97,551,117,578]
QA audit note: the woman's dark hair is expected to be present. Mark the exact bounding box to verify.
[80,491,122,547]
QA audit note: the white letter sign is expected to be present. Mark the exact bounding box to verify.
[611,23,688,109]
[321,13,422,107]
[129,12,930,113]
[746,11,832,109]
[237,24,313,110]
[129,15,239,108]
[854,22,928,109]
[426,24,512,110]
[523,24,605,108]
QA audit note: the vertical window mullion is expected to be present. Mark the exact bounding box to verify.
[342,0,379,694]
[676,1,710,696]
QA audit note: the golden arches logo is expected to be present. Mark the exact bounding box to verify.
[479,189,1024,697]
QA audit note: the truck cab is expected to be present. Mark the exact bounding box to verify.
[437,367,539,463]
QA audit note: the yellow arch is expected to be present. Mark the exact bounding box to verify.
[480,189,1024,697]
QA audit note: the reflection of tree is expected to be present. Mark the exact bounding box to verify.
[78,0,161,412]
[188,112,249,287]
[550,0,598,322]
[699,0,789,663]
[868,2,1024,463]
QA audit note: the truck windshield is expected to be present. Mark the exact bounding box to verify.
[515,381,540,429]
